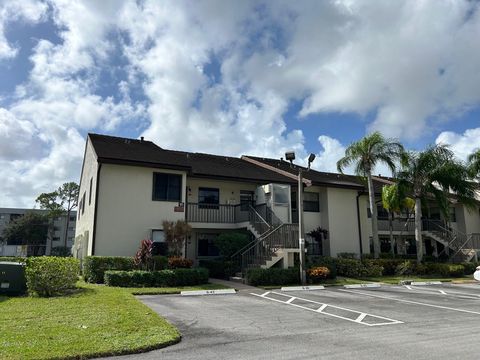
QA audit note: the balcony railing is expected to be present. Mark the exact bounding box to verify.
[187,203,250,223]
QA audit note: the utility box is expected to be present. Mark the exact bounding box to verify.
[0,261,27,295]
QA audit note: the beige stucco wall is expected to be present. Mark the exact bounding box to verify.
[73,139,98,258]
[463,204,480,234]
[358,195,372,255]
[94,164,187,256]
[326,187,362,256]
[186,178,257,205]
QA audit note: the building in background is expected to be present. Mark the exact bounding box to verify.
[0,208,76,256]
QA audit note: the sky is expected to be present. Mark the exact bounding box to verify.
[0,0,480,208]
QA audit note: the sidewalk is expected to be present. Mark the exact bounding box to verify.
[208,278,259,291]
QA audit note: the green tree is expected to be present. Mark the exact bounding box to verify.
[381,184,414,256]
[397,145,476,263]
[337,132,405,258]
[36,182,79,248]
[468,149,480,178]
[2,212,49,255]
[162,220,192,257]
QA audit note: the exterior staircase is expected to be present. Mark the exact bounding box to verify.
[231,205,299,274]
[422,220,479,263]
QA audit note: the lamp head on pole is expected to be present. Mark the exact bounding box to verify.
[307,153,316,170]
[285,151,295,167]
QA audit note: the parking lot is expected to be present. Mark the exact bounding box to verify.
[107,283,480,360]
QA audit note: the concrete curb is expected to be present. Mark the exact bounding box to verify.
[280,285,325,291]
[180,289,237,296]
[344,283,381,289]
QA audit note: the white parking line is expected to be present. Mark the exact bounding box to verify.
[404,285,480,299]
[340,289,480,316]
[250,291,403,327]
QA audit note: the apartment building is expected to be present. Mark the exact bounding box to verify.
[73,134,480,269]
[0,208,76,256]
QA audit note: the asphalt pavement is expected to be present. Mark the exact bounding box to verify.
[103,283,480,360]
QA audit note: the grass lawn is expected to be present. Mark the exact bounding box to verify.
[122,283,229,295]
[357,275,475,284]
[1,282,187,360]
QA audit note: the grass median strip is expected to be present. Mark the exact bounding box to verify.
[0,282,184,360]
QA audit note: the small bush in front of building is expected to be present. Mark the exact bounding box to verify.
[0,256,26,263]
[246,267,300,286]
[306,266,330,283]
[25,257,79,297]
[199,259,239,279]
[104,268,209,287]
[213,232,250,258]
[336,258,383,278]
[307,256,337,279]
[394,260,415,276]
[83,256,136,283]
[50,246,71,257]
[462,262,478,275]
[368,259,406,276]
[337,253,358,259]
[152,255,168,270]
[168,256,193,269]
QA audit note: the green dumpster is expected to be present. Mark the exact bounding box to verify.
[0,261,27,295]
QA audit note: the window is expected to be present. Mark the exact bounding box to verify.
[303,192,319,212]
[68,227,74,231]
[273,184,289,205]
[53,237,60,241]
[240,190,254,211]
[291,192,319,212]
[449,208,457,223]
[89,177,93,205]
[82,192,86,214]
[53,226,60,231]
[199,187,219,209]
[152,229,168,256]
[152,173,182,201]
[377,205,389,220]
[197,233,220,257]
[69,216,76,222]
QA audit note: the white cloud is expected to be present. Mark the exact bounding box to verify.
[436,128,480,162]
[0,0,47,59]
[2,0,480,207]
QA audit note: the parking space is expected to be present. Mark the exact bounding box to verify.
[105,283,480,360]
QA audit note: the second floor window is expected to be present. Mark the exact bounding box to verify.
[152,173,182,201]
[199,187,219,209]
[303,192,319,212]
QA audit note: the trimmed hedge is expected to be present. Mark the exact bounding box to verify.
[199,259,239,279]
[104,268,209,287]
[246,267,299,286]
[25,257,79,297]
[83,256,136,283]
[152,256,168,270]
[336,258,383,278]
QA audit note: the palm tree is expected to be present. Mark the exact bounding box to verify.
[468,149,480,178]
[397,145,476,263]
[337,132,405,258]
[381,184,414,256]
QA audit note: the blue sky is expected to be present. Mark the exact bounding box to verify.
[0,0,480,207]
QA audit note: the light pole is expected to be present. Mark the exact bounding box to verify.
[285,152,315,285]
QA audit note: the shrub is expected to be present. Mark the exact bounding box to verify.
[50,246,71,257]
[246,267,299,286]
[25,257,79,297]
[199,259,239,279]
[337,253,358,259]
[336,258,383,278]
[104,268,209,287]
[307,256,337,279]
[336,258,365,278]
[395,261,415,276]
[214,232,250,258]
[368,259,406,275]
[462,262,478,275]
[168,256,193,269]
[134,239,153,270]
[83,256,136,283]
[307,266,330,283]
[152,255,168,270]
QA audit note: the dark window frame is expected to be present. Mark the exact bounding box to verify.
[198,187,220,209]
[152,172,183,202]
[197,233,220,257]
[89,177,93,205]
[303,192,320,212]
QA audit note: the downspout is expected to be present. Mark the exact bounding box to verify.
[91,163,102,256]
[356,191,364,257]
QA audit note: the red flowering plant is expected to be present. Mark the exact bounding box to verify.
[134,239,153,270]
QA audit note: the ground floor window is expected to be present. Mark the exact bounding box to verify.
[197,233,220,257]
[152,229,168,255]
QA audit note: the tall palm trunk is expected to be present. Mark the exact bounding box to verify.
[414,197,423,263]
[389,212,395,256]
[367,172,380,258]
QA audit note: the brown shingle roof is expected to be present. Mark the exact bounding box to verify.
[88,133,295,184]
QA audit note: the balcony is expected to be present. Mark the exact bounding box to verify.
[186,203,250,224]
